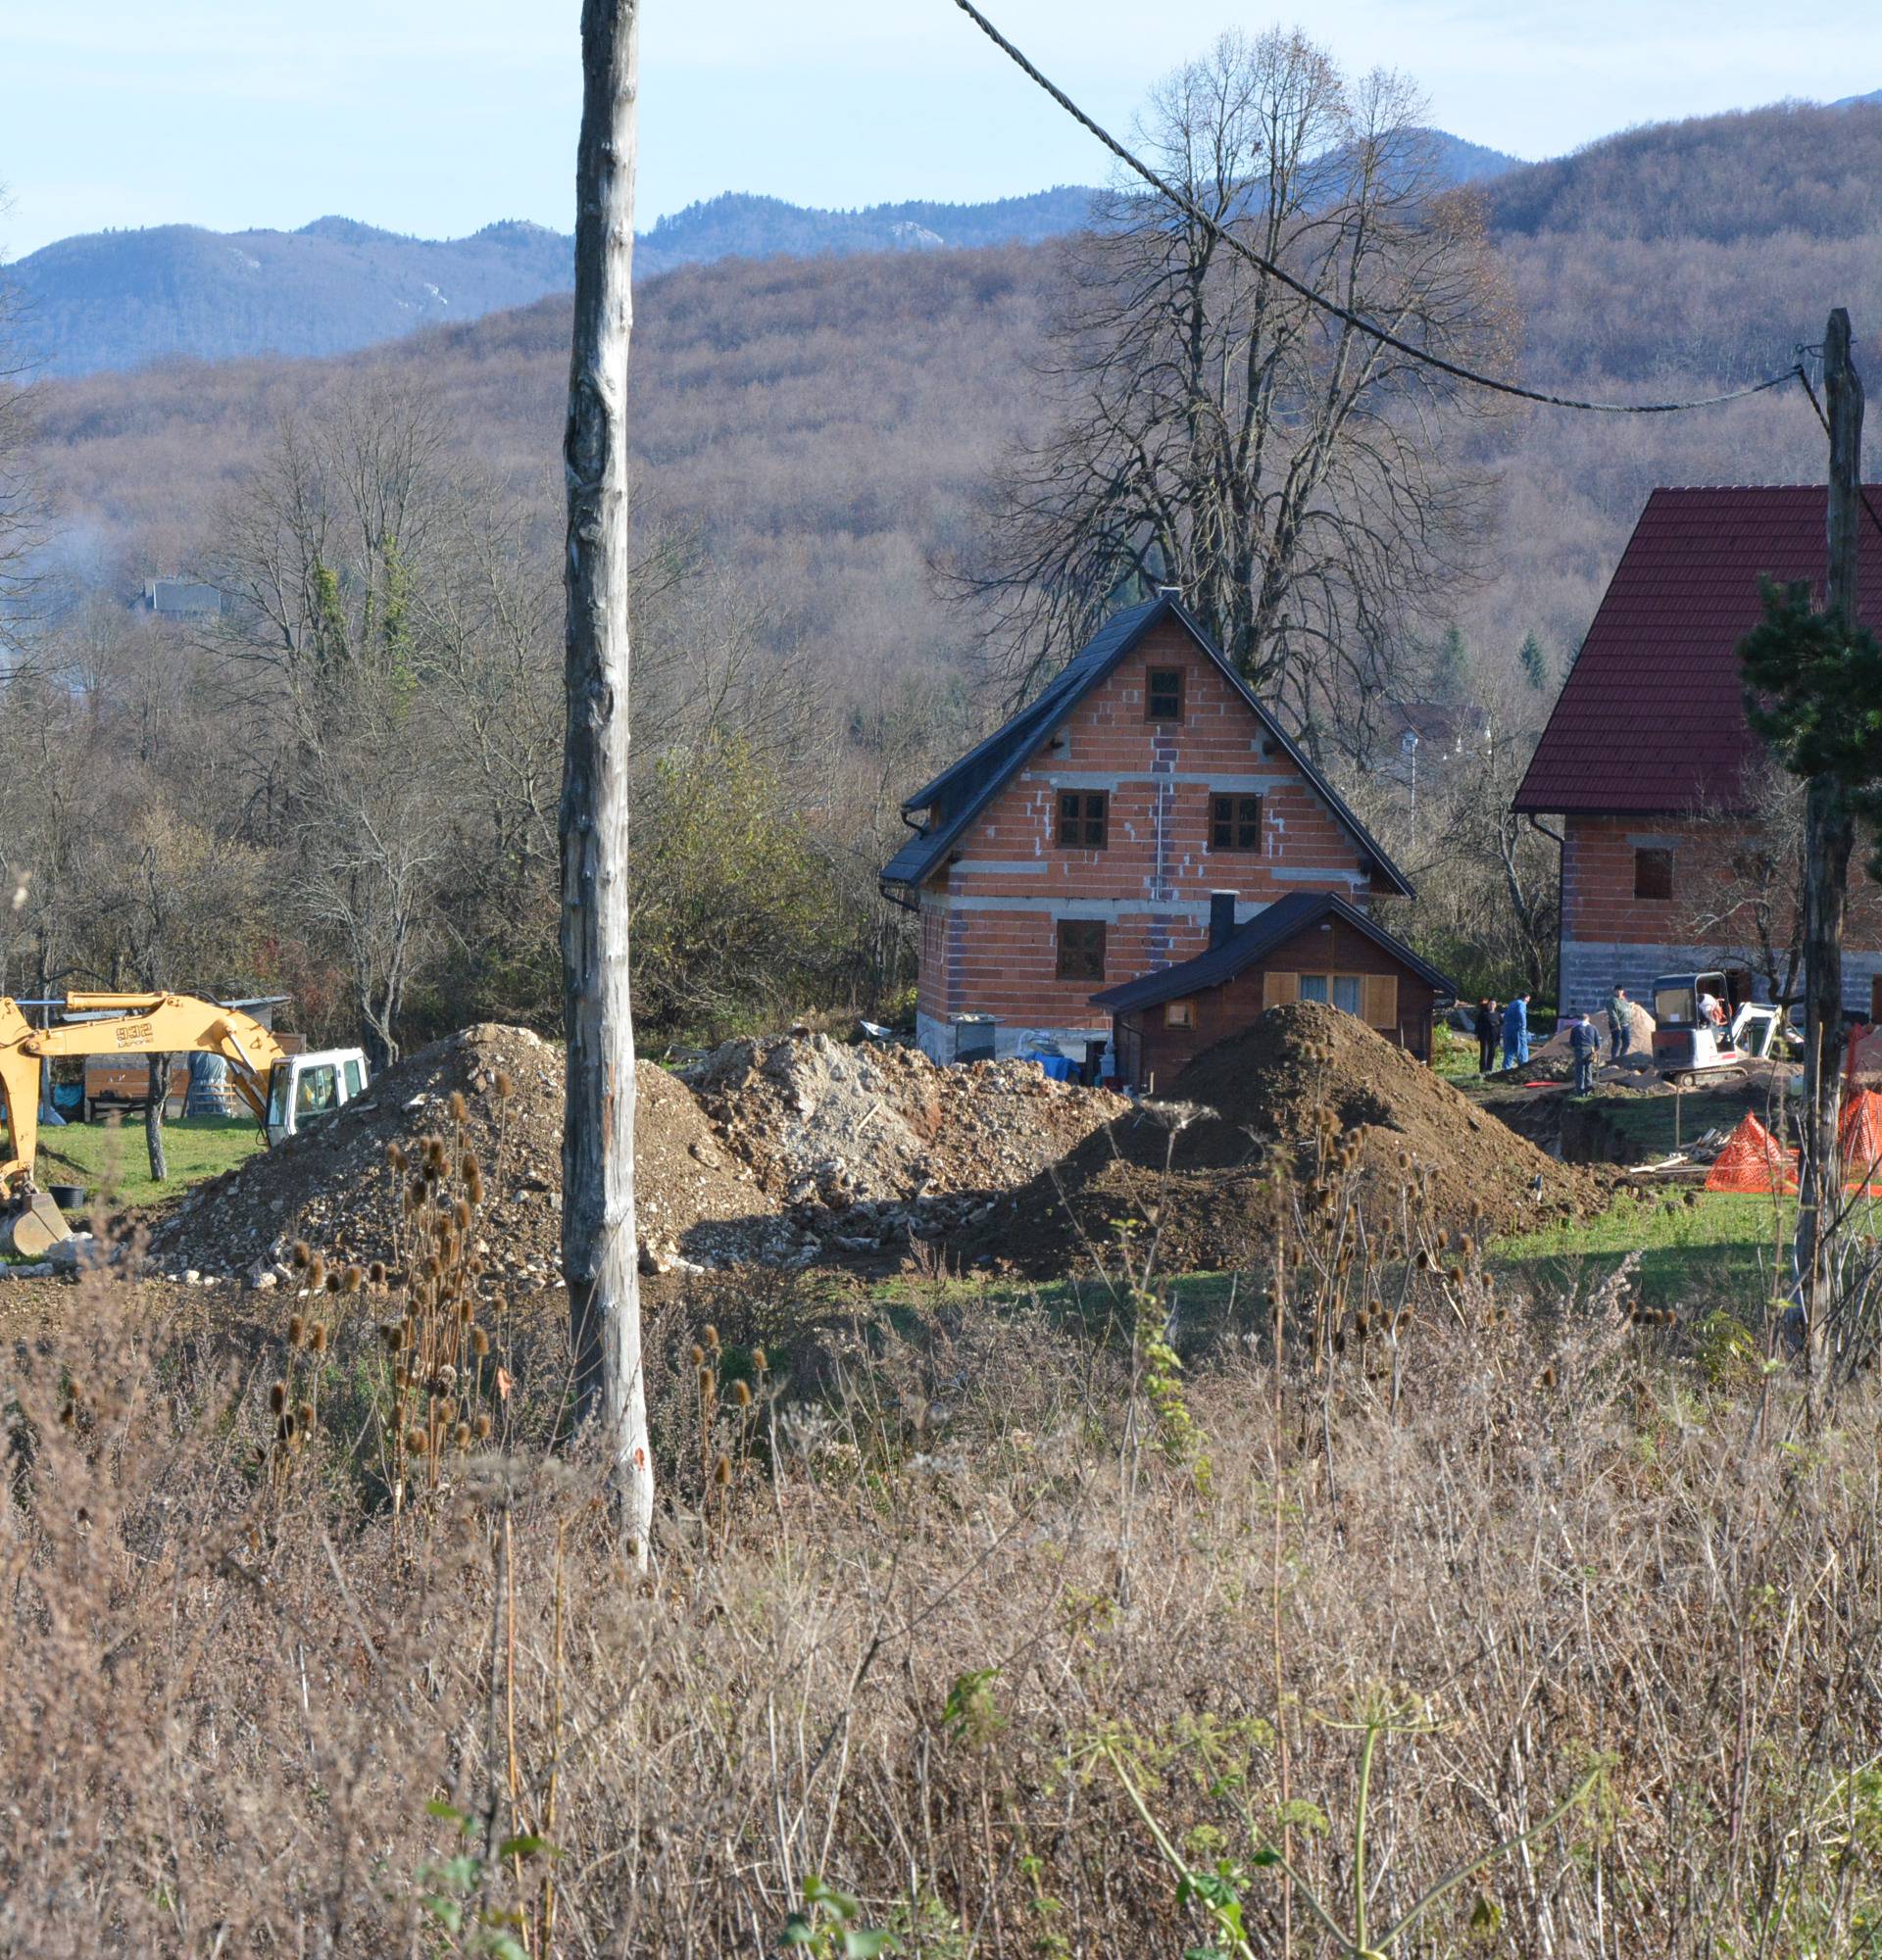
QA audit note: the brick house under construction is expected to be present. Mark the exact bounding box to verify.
[1512,486,1882,1017]
[881,594,1441,1071]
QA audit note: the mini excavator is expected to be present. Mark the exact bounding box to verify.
[0,993,370,1256]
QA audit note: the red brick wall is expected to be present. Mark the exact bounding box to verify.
[1562,814,1882,952]
[919,621,1385,1038]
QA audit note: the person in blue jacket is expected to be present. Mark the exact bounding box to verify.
[1501,992,1530,1070]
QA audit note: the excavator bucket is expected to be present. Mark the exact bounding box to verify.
[0,1191,73,1259]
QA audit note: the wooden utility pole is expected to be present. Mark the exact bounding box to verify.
[1798,308,1863,1365]
[561,0,652,1561]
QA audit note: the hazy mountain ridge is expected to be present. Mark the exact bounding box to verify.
[7,217,575,376]
[7,123,1520,377]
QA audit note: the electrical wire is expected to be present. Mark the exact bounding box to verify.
[949,0,1808,416]
[1794,366,1882,546]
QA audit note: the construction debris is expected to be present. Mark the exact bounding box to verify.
[681,1033,1128,1250]
[147,1025,793,1285]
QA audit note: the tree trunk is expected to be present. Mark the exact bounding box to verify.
[145,1051,170,1184]
[1799,308,1863,1378]
[561,0,651,1561]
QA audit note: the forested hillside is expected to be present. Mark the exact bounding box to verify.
[5,93,1879,1042]
[26,98,1881,692]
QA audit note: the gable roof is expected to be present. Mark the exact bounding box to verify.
[1089,889,1460,1013]
[881,595,1413,896]
[1513,485,1882,815]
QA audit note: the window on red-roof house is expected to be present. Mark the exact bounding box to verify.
[1634,848,1674,902]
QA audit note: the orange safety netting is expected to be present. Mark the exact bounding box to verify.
[1848,1022,1882,1085]
[1839,1088,1882,1196]
[1705,1111,1799,1194]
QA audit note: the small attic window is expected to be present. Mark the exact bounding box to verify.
[1146,668,1183,722]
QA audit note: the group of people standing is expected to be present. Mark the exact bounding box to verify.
[1472,985,1639,1095]
[1472,994,1533,1073]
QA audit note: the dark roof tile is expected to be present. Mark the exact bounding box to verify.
[883,597,1413,897]
[1089,889,1460,1013]
[1514,486,1882,813]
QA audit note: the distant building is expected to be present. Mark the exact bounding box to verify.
[1376,699,1491,786]
[1512,486,1882,1015]
[141,577,222,620]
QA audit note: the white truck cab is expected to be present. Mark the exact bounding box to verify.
[266,1049,371,1145]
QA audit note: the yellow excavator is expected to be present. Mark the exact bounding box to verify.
[0,992,371,1256]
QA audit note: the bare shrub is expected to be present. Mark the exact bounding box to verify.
[2,1233,1879,1954]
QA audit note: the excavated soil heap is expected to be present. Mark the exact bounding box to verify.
[682,1034,1129,1246]
[967,1002,1605,1276]
[148,1024,787,1284]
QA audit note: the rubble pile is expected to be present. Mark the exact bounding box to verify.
[147,1025,790,1286]
[682,1034,1130,1253]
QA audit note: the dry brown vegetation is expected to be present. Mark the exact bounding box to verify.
[6,1163,1882,1955]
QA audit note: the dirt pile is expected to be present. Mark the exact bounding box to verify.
[967,1003,1606,1275]
[149,1025,789,1284]
[1517,1002,1658,1081]
[682,1033,1130,1252]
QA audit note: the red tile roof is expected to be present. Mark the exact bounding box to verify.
[1513,486,1882,814]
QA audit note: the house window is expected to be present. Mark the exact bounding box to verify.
[1296,973,1391,1023]
[1057,791,1108,849]
[1210,794,1263,851]
[1164,999,1195,1029]
[1146,668,1184,722]
[1056,918,1107,982]
[1634,847,1674,902]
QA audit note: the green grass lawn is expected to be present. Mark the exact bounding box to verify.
[35,1115,265,1211]
[1488,1187,1816,1313]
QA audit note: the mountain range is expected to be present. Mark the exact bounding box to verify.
[6,130,1521,377]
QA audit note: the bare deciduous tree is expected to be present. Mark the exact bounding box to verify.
[562,0,651,1558]
[958,30,1513,750]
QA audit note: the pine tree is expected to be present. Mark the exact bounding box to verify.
[1518,631,1549,691]
[1431,624,1468,703]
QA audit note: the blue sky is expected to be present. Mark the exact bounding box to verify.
[4,0,1881,258]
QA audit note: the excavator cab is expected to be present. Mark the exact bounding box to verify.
[264,1050,371,1147]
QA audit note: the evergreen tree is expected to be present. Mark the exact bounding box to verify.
[1431,624,1469,703]
[1518,630,1549,690]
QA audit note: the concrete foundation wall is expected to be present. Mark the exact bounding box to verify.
[1560,937,1882,1017]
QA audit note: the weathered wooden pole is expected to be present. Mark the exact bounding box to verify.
[561,0,652,1560]
[1798,307,1862,1371]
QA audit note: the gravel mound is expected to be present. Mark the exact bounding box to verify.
[966,1003,1606,1275]
[681,1034,1129,1250]
[148,1025,1135,1284]
[148,1025,788,1284]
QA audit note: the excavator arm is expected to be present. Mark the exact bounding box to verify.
[0,993,286,1199]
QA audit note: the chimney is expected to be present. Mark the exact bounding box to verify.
[1209,891,1237,951]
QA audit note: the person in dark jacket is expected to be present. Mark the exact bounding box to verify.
[1568,1008,1601,1094]
[1474,999,1499,1073]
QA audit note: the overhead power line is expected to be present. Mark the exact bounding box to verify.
[1796,364,1882,547]
[949,0,1807,417]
